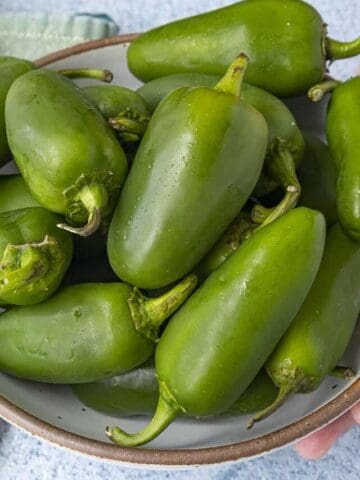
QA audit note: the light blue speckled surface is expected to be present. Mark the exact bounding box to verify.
[0,1,359,479]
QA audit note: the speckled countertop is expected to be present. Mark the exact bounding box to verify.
[0,1,359,479]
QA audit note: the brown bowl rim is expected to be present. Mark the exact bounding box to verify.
[0,33,359,467]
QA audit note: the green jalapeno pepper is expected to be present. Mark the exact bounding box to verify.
[108,55,268,289]
[128,0,360,96]
[0,57,35,166]
[309,77,360,240]
[0,175,39,213]
[298,135,337,226]
[137,73,220,113]
[249,222,359,427]
[0,56,114,164]
[82,85,150,143]
[138,72,305,219]
[107,207,326,446]
[72,358,277,417]
[5,69,128,237]
[0,274,196,383]
[0,207,73,305]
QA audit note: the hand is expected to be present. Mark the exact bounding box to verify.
[294,401,360,459]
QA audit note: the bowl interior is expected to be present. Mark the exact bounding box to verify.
[0,41,359,458]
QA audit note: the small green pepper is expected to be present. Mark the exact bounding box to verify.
[0,207,72,305]
[5,70,128,237]
[82,85,150,143]
[128,0,360,96]
[309,77,360,240]
[0,57,35,165]
[107,207,326,446]
[138,72,304,224]
[137,73,220,113]
[0,175,39,213]
[0,275,196,383]
[298,135,337,226]
[72,358,277,417]
[249,223,359,427]
[108,55,268,289]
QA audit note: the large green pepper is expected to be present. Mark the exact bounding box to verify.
[108,55,268,289]
[0,275,196,383]
[72,358,277,417]
[298,135,337,226]
[82,85,150,143]
[5,70,128,237]
[0,57,35,165]
[127,0,360,96]
[0,207,72,305]
[107,207,326,446]
[138,72,304,222]
[249,223,360,427]
[309,77,360,240]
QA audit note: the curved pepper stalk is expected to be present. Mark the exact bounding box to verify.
[0,235,64,305]
[57,175,116,237]
[308,79,341,102]
[251,138,301,227]
[107,381,182,447]
[247,365,355,429]
[58,68,113,83]
[326,37,360,61]
[128,274,198,342]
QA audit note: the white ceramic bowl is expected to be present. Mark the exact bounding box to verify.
[0,36,359,467]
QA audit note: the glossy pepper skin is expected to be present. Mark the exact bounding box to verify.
[310,78,360,240]
[138,72,304,222]
[0,276,196,383]
[0,207,73,305]
[108,55,268,289]
[128,0,360,96]
[0,57,35,166]
[107,207,326,446]
[249,223,360,427]
[72,358,277,417]
[5,70,128,237]
[298,135,337,226]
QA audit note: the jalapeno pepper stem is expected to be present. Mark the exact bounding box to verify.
[326,36,360,60]
[128,274,197,342]
[308,79,341,102]
[107,382,181,447]
[194,213,256,281]
[251,139,301,227]
[109,108,150,142]
[58,68,113,83]
[215,53,249,97]
[330,366,355,380]
[57,184,108,237]
[0,236,59,300]
[247,378,301,429]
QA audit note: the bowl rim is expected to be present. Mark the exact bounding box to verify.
[0,33,359,467]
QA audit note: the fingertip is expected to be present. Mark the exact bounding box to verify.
[294,435,331,460]
[293,411,355,460]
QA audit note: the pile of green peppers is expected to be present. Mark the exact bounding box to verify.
[0,0,359,449]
